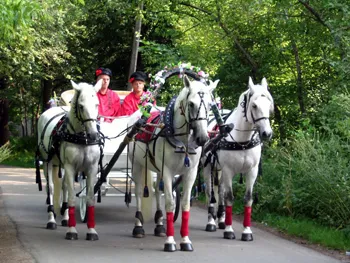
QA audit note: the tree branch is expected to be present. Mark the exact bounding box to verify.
[297,0,331,31]
[178,1,258,74]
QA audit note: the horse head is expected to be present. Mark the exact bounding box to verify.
[245,77,274,140]
[70,80,101,140]
[180,75,218,146]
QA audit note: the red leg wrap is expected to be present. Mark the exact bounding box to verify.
[180,211,190,237]
[243,206,252,227]
[225,206,232,226]
[87,206,95,228]
[166,212,174,237]
[68,206,76,227]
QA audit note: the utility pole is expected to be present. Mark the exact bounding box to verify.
[128,1,143,91]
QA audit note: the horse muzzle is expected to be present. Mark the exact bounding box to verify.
[87,132,99,141]
[196,134,209,147]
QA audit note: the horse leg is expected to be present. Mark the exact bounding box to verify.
[132,162,145,238]
[163,171,176,252]
[241,167,258,241]
[222,170,235,240]
[64,166,78,240]
[154,173,166,237]
[217,170,226,230]
[178,171,197,252]
[44,162,57,230]
[60,171,69,227]
[204,165,216,232]
[52,164,63,225]
[85,167,99,241]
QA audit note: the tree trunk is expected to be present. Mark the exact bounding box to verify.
[42,79,53,113]
[128,1,143,91]
[0,99,10,146]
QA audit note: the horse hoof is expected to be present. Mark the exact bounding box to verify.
[132,226,145,238]
[86,233,99,241]
[164,243,177,252]
[205,224,216,232]
[180,243,193,252]
[218,222,225,229]
[61,220,68,227]
[65,232,78,240]
[223,231,235,240]
[46,222,57,230]
[154,225,166,237]
[241,233,253,241]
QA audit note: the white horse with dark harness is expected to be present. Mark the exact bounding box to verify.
[36,80,103,240]
[203,77,274,241]
[127,75,218,252]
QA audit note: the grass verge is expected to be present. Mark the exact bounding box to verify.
[254,213,350,252]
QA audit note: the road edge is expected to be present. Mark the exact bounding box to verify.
[0,186,37,263]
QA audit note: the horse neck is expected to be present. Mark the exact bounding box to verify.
[227,105,256,142]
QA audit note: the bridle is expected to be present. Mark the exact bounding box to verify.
[69,91,98,133]
[241,92,270,125]
[178,90,209,130]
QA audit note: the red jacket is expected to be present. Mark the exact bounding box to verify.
[97,89,121,122]
[120,92,142,116]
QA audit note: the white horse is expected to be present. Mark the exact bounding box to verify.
[127,75,218,252]
[37,80,102,240]
[203,77,274,241]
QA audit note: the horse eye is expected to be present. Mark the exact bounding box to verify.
[252,104,257,109]
[189,102,194,108]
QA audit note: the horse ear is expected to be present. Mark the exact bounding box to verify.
[183,75,191,89]
[94,79,103,92]
[248,77,255,88]
[248,77,257,94]
[209,79,220,93]
[70,80,81,91]
[261,77,268,89]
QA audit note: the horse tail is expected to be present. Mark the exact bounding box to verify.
[35,148,42,191]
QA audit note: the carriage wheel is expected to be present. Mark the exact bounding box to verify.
[79,176,88,223]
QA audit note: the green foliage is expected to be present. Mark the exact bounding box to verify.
[257,131,350,228]
[0,144,12,163]
[0,136,36,168]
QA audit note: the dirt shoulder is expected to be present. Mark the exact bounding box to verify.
[0,187,36,263]
[192,200,350,263]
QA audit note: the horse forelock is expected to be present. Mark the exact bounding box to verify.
[175,80,210,110]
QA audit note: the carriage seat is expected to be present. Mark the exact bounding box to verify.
[59,89,131,106]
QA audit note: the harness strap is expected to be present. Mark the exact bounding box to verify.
[39,112,66,161]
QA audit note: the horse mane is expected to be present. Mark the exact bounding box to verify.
[69,82,94,109]
[238,85,274,113]
[174,80,205,110]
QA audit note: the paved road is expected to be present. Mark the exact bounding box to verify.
[0,165,345,263]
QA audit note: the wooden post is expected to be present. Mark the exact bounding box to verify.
[128,1,143,91]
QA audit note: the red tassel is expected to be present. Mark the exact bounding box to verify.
[243,206,252,227]
[180,211,190,237]
[87,206,95,228]
[68,206,76,227]
[166,212,174,236]
[225,206,232,226]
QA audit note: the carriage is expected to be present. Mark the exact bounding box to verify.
[35,63,273,251]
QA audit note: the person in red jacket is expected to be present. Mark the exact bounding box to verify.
[95,67,121,122]
[121,71,149,116]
